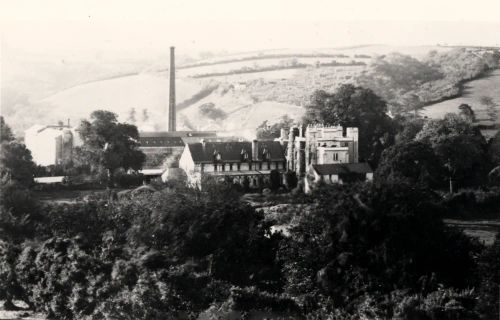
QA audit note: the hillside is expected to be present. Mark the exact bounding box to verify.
[2,45,458,136]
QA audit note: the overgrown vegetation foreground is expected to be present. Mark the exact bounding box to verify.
[2,77,500,318]
[1,177,499,319]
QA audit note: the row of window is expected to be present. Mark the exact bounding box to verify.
[203,161,283,172]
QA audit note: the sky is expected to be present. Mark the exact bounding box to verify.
[1,0,500,56]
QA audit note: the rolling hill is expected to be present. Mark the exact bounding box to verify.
[2,45,458,137]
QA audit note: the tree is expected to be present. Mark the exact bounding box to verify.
[256,115,294,140]
[416,113,488,193]
[475,234,500,319]
[0,116,15,142]
[400,93,423,116]
[375,141,442,187]
[303,84,396,166]
[393,115,425,143]
[199,103,227,120]
[269,170,281,191]
[127,108,137,124]
[284,170,298,190]
[488,131,500,185]
[458,103,475,122]
[489,131,500,165]
[142,108,149,122]
[77,110,145,186]
[0,142,36,187]
[278,182,478,310]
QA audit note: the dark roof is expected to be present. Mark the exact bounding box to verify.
[312,163,373,175]
[139,136,184,147]
[139,131,217,138]
[188,141,285,163]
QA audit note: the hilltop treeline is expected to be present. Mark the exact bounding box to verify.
[179,52,355,70]
[191,60,366,78]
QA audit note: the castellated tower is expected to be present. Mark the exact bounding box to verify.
[345,127,359,163]
[281,124,360,176]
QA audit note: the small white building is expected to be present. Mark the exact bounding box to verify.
[24,124,80,166]
[305,163,373,193]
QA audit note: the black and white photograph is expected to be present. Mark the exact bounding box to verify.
[1,1,500,319]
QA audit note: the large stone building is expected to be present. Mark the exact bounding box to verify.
[138,131,245,179]
[24,124,80,166]
[277,124,372,192]
[179,140,286,187]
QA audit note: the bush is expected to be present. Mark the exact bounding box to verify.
[441,187,500,218]
[278,182,479,308]
[114,172,145,188]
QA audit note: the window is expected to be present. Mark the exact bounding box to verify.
[241,149,249,161]
[333,153,339,161]
[237,163,241,171]
[222,164,225,171]
[229,163,233,171]
[259,163,262,170]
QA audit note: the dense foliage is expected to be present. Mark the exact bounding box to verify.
[198,102,227,121]
[303,84,396,165]
[416,113,490,192]
[74,110,145,186]
[1,175,498,318]
[0,116,15,143]
[0,141,37,188]
[1,110,500,318]
[256,115,294,140]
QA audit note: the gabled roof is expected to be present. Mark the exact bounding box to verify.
[188,141,285,163]
[312,163,373,175]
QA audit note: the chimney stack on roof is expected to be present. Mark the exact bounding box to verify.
[252,140,259,161]
[168,46,176,132]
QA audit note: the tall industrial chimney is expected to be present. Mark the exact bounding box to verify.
[168,46,176,131]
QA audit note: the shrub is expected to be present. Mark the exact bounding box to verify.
[114,171,145,188]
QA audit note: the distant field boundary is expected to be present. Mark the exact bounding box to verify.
[177,53,368,70]
[420,67,500,110]
[176,84,220,110]
[190,61,366,78]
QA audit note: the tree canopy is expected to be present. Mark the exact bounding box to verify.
[303,84,395,165]
[376,140,442,187]
[256,115,294,140]
[0,116,15,143]
[0,142,36,187]
[278,182,478,309]
[416,113,489,192]
[76,110,145,184]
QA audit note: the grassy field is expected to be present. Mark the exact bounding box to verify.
[422,68,500,138]
[445,218,500,246]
